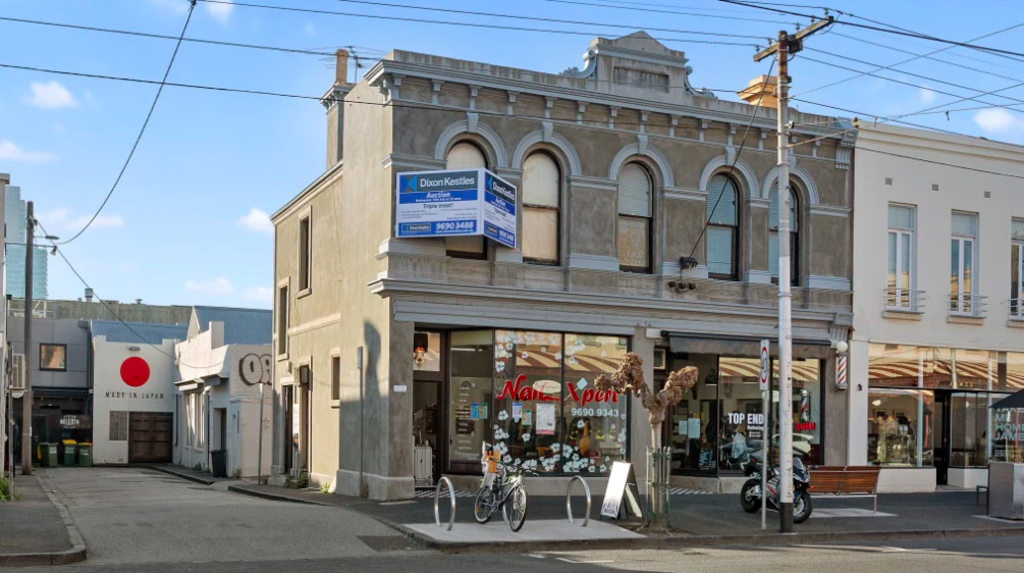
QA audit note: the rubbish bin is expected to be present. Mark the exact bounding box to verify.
[62,440,78,466]
[211,450,227,478]
[78,443,93,467]
[42,443,58,467]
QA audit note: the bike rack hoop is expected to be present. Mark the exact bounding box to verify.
[566,475,591,527]
[434,477,455,531]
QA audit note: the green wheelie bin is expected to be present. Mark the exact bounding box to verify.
[42,443,58,467]
[78,443,93,467]
[62,440,78,466]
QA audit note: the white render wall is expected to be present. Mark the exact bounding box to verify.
[850,125,1024,488]
[92,335,178,465]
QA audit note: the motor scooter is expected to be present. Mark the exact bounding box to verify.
[739,451,813,523]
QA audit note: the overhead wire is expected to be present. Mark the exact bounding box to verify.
[58,0,197,246]
[324,0,782,33]
[196,0,760,47]
[520,0,800,23]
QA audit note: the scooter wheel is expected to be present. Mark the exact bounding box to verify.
[740,478,762,513]
[793,492,813,524]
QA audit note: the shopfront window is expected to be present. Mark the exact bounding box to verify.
[787,359,822,466]
[493,330,563,473]
[448,331,493,472]
[950,393,989,467]
[667,354,719,473]
[867,389,934,467]
[718,357,764,470]
[563,334,629,473]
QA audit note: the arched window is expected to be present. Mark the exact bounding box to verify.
[617,162,653,273]
[522,152,560,265]
[707,174,740,280]
[445,142,487,259]
[769,180,800,286]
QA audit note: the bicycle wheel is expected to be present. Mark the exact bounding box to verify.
[503,486,528,532]
[473,487,494,524]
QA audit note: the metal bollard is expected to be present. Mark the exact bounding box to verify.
[566,475,591,527]
[434,477,456,531]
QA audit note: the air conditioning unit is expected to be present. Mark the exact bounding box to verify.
[10,354,26,391]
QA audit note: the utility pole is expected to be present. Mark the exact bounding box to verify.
[20,201,33,476]
[754,17,832,533]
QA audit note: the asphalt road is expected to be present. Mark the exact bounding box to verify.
[2,536,1023,572]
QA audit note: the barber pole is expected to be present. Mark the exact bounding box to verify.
[836,355,848,390]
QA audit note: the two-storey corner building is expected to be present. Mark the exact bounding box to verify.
[851,125,1024,492]
[271,33,856,500]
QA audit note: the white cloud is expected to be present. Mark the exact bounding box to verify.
[919,87,936,104]
[974,108,1024,132]
[39,209,123,232]
[205,0,234,23]
[25,81,77,109]
[237,207,273,234]
[0,140,58,164]
[243,286,273,304]
[185,278,234,295]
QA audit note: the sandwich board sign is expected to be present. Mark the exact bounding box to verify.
[395,168,517,249]
[601,462,643,520]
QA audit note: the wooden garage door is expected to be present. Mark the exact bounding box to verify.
[129,412,173,463]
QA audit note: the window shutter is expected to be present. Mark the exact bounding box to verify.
[618,163,651,217]
[888,204,915,229]
[769,232,779,277]
[707,227,734,276]
[952,211,977,237]
[708,175,737,225]
[769,184,797,230]
[523,153,559,207]
[446,142,486,169]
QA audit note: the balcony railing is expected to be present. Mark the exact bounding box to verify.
[885,286,926,313]
[1010,298,1024,320]
[949,293,987,318]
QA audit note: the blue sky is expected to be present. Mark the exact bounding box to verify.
[2,0,1023,309]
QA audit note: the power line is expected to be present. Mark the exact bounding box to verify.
[197,0,760,47]
[798,50,1024,115]
[323,0,776,37]
[857,146,1024,180]
[687,59,776,262]
[522,0,800,24]
[0,15,337,57]
[792,22,1024,98]
[790,98,985,138]
[717,0,1024,59]
[59,1,197,246]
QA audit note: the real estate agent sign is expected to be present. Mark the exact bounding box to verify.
[395,168,517,249]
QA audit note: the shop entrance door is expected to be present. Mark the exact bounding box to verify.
[282,385,294,474]
[412,330,445,485]
[934,392,951,485]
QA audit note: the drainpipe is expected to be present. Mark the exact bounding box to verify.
[357,346,364,498]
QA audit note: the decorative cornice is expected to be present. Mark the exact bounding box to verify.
[568,175,617,191]
[380,153,447,171]
[809,204,851,218]
[664,187,707,202]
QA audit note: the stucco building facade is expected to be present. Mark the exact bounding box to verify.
[851,125,1024,492]
[271,33,856,499]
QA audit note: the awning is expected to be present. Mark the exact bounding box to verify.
[667,333,832,360]
[990,390,1024,410]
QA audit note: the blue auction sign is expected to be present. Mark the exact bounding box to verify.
[395,169,517,249]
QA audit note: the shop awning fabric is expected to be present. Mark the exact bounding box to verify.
[990,390,1024,410]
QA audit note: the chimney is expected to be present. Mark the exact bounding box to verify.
[84,287,94,302]
[335,49,350,85]
[324,49,354,168]
[738,75,779,108]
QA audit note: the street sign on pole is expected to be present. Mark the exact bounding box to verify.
[759,339,769,530]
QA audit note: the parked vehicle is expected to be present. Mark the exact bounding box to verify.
[474,444,529,532]
[739,451,813,523]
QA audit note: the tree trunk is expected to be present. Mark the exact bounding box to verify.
[651,422,662,450]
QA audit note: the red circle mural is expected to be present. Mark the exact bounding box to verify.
[120,357,150,388]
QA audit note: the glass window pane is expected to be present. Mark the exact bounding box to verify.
[40,344,66,370]
[900,233,911,291]
[446,142,486,169]
[448,331,493,469]
[666,353,719,473]
[563,334,629,473]
[888,204,915,229]
[950,393,986,467]
[719,357,763,471]
[523,153,559,208]
[964,239,973,297]
[707,226,735,277]
[1013,219,1024,242]
[618,163,652,217]
[523,207,559,263]
[951,239,961,308]
[867,388,933,466]
[617,215,649,270]
[1012,244,1021,314]
[952,211,978,237]
[708,175,737,225]
[887,232,897,288]
[494,331,563,473]
[991,399,1024,463]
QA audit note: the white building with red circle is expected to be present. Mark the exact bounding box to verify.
[91,321,187,465]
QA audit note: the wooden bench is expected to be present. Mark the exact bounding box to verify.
[808,465,881,513]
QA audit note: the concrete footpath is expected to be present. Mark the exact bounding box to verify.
[0,471,87,567]
[227,482,1024,552]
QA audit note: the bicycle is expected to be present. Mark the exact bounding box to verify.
[474,449,528,532]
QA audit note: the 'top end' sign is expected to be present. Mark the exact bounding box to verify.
[395,168,517,249]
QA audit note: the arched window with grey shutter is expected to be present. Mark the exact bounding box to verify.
[522,152,560,265]
[707,174,739,280]
[769,181,799,286]
[617,163,653,273]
